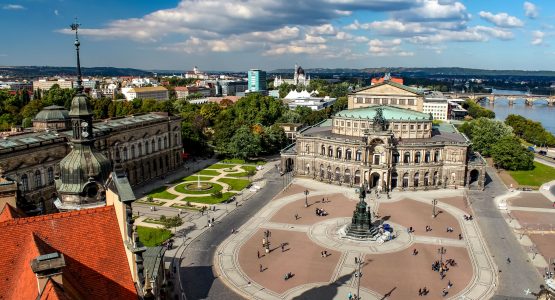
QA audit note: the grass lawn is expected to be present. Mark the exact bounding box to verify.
[136,226,172,247]
[197,169,221,176]
[174,182,223,194]
[136,200,167,206]
[218,178,250,191]
[221,158,266,165]
[181,175,214,182]
[182,192,236,204]
[509,161,555,187]
[226,172,249,178]
[207,163,236,169]
[170,203,202,211]
[147,187,178,200]
[241,165,257,172]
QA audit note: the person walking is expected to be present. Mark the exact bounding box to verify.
[295,213,298,220]
[281,243,285,252]
[257,250,260,258]
[507,257,511,264]
[418,288,422,296]
[259,264,263,272]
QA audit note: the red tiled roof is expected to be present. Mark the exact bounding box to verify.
[371,77,404,85]
[0,206,137,300]
[0,203,25,223]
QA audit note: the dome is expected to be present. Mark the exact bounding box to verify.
[34,105,70,121]
[69,94,93,117]
[297,66,305,75]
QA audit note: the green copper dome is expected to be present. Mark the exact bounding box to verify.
[34,105,70,121]
[69,94,92,117]
[57,143,112,194]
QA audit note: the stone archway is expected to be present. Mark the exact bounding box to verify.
[370,172,380,189]
[285,158,295,172]
[391,172,398,189]
[469,169,480,186]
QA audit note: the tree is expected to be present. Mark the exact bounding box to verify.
[227,126,261,159]
[199,102,221,126]
[261,124,288,154]
[491,136,534,170]
[468,118,513,156]
[162,215,183,233]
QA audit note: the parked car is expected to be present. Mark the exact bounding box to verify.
[527,146,535,152]
[538,150,547,156]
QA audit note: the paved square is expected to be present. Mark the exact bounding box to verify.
[215,179,497,300]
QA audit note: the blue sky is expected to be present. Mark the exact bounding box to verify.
[0,0,554,71]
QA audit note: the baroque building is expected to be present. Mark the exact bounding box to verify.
[281,81,486,191]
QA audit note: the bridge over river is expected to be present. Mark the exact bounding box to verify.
[446,92,555,106]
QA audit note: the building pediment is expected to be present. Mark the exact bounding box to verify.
[353,82,421,97]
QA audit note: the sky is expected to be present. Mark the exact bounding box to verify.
[1,0,555,71]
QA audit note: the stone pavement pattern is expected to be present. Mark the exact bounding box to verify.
[215,179,498,300]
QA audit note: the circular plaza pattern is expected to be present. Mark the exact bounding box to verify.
[215,178,498,300]
[184,182,213,191]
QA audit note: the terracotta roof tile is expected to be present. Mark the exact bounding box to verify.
[0,206,137,300]
[0,203,25,223]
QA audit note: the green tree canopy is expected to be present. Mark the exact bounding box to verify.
[468,118,513,156]
[491,135,534,170]
[227,126,262,159]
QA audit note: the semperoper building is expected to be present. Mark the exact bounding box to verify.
[281,81,486,191]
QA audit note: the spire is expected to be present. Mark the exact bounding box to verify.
[70,18,83,94]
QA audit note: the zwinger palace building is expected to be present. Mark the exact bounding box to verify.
[281,80,486,191]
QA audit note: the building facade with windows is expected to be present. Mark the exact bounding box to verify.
[348,81,424,112]
[281,103,486,191]
[0,108,184,214]
[423,98,450,121]
[248,69,267,92]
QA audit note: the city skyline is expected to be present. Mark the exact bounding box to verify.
[1,0,555,71]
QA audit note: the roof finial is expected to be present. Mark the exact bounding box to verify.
[70,18,83,94]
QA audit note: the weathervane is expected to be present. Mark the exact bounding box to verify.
[70,17,83,93]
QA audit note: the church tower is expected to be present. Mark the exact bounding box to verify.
[55,20,111,211]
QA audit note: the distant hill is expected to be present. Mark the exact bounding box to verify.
[0,66,153,79]
[271,67,555,77]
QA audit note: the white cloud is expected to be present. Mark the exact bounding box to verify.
[307,24,336,35]
[368,38,413,56]
[531,30,544,45]
[2,4,25,10]
[305,34,327,44]
[264,44,328,56]
[54,9,59,16]
[394,0,470,22]
[478,11,523,28]
[524,1,538,19]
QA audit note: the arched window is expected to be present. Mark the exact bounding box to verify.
[392,152,400,163]
[336,147,342,159]
[321,145,326,155]
[47,167,54,184]
[21,174,29,192]
[138,143,143,156]
[335,167,341,181]
[424,172,430,186]
[344,169,351,183]
[158,137,162,150]
[123,147,128,161]
[305,145,310,154]
[327,166,332,180]
[34,170,42,188]
[145,141,149,154]
[131,145,136,159]
[414,172,419,187]
[391,172,398,189]
[346,149,352,160]
[402,173,409,188]
[415,152,421,163]
[164,136,168,149]
[434,150,440,163]
[433,171,438,185]
[355,150,362,161]
[151,139,155,153]
[320,164,325,178]
[403,152,410,163]
[354,170,361,184]
[425,151,431,163]
[328,146,333,157]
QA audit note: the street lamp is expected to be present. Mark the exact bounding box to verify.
[432,199,438,218]
[304,189,309,208]
[438,246,446,264]
[354,254,363,300]
[263,229,271,253]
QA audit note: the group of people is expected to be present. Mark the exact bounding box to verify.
[463,214,473,221]
[315,207,328,216]
[417,287,430,296]
[320,250,329,257]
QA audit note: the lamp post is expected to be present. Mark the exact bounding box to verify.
[354,254,363,300]
[304,189,309,208]
[438,246,446,264]
[432,199,438,218]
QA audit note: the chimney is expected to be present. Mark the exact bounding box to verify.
[30,252,66,296]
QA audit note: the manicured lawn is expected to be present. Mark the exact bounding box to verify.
[182,192,236,204]
[136,226,172,247]
[197,169,221,176]
[221,158,266,165]
[147,187,178,200]
[174,182,223,194]
[170,203,202,211]
[226,172,249,177]
[241,165,257,172]
[509,161,555,187]
[182,175,214,182]
[218,178,250,191]
[207,163,235,169]
[136,200,167,206]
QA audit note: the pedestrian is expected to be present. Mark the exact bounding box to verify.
[321,251,324,257]
[212,217,214,223]
[348,291,353,300]
[442,288,448,297]
[281,243,285,252]
[295,213,298,220]
[235,201,238,207]
[257,250,260,258]
[413,248,418,255]
[448,280,453,288]
[507,257,511,264]
[259,264,263,272]
[458,233,463,240]
[418,288,422,296]
[409,226,413,233]
[324,250,328,257]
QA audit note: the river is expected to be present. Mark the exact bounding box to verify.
[478,88,555,135]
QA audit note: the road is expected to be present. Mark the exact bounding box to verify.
[178,166,285,300]
[469,167,543,299]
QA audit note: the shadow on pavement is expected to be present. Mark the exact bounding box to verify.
[181,265,216,300]
[292,272,353,300]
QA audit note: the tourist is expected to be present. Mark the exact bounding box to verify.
[259,264,263,272]
[418,288,422,296]
[281,243,285,252]
[348,292,353,300]
[459,233,463,240]
[507,257,511,264]
[442,288,448,297]
[257,250,260,258]
[448,280,453,288]
[294,213,298,220]
[413,248,418,255]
